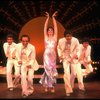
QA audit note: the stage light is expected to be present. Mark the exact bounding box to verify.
[0,61,2,63]
[97,62,100,64]
[92,62,95,64]
[94,67,97,70]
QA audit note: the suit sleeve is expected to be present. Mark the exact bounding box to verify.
[29,46,39,71]
[85,46,91,62]
[16,44,21,62]
[3,43,7,57]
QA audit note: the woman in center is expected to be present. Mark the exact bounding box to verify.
[39,11,58,93]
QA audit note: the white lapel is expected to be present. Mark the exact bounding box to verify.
[70,38,73,52]
[70,37,76,53]
[10,43,16,53]
[6,43,15,54]
[61,38,66,52]
[25,44,32,57]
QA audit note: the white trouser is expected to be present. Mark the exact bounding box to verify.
[63,59,77,94]
[76,63,85,90]
[21,64,34,96]
[6,59,20,88]
[71,63,85,90]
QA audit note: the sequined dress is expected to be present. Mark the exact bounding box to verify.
[39,39,58,87]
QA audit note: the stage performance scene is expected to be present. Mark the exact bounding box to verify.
[0,0,100,99]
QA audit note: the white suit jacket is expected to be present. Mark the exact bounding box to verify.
[3,42,17,59]
[79,44,92,63]
[57,37,80,63]
[16,43,39,71]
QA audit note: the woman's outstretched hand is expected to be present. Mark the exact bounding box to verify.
[52,11,58,17]
[45,12,49,17]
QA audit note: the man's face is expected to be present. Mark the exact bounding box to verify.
[21,37,29,48]
[65,34,72,43]
[83,42,89,48]
[7,37,13,45]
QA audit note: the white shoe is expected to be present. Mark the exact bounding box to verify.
[22,94,28,98]
[28,90,34,95]
[79,88,85,92]
[45,87,48,92]
[22,92,29,98]
[51,87,55,93]
[9,88,13,91]
[66,93,70,96]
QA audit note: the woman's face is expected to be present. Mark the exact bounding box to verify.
[47,28,54,36]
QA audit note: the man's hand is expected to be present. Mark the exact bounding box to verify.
[12,55,16,59]
[45,12,49,17]
[27,65,32,69]
[59,55,63,62]
[18,61,22,65]
[73,55,78,59]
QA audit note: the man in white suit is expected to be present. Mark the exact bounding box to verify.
[3,34,20,91]
[72,38,93,92]
[16,34,39,98]
[79,38,93,75]
[57,30,80,96]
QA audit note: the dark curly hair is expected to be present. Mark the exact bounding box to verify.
[20,34,30,42]
[64,30,72,37]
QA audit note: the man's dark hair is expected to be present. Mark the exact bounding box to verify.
[82,37,90,43]
[6,34,13,39]
[64,30,72,37]
[20,34,30,41]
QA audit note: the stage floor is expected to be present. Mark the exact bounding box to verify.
[0,81,100,99]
